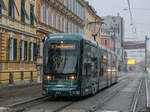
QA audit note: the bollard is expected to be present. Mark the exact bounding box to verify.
[21,72,24,80]
[30,72,33,82]
[9,72,14,84]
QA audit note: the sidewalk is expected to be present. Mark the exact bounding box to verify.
[0,80,42,108]
[0,79,42,89]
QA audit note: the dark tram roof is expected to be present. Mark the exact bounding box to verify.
[46,33,116,55]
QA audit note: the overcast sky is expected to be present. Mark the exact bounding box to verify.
[86,0,150,62]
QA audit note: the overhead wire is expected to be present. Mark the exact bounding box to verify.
[126,0,137,34]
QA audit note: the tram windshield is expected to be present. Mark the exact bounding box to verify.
[44,41,78,74]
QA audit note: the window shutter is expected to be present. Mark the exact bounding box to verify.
[8,38,11,60]
[20,40,22,61]
[13,38,17,60]
[24,41,27,61]
[33,43,37,61]
[29,42,31,61]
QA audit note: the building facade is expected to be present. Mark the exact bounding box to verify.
[35,0,85,37]
[101,15,125,71]
[0,0,38,83]
[100,35,115,51]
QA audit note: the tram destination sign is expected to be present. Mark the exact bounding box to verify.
[50,44,75,49]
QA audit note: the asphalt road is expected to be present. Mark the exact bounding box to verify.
[0,72,147,112]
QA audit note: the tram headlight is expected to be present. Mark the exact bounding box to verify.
[69,75,76,80]
[112,69,117,72]
[107,69,111,72]
[45,75,53,80]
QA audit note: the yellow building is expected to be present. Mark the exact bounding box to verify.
[35,0,85,37]
[84,2,102,43]
[0,0,38,83]
[0,0,103,84]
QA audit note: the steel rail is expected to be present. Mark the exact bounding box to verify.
[145,75,150,109]
[52,102,74,112]
[88,79,129,112]
[130,79,143,112]
[5,95,75,112]
[5,96,48,108]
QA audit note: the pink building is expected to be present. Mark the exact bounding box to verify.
[100,35,115,51]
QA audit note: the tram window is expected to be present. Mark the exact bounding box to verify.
[100,67,104,76]
[82,43,98,76]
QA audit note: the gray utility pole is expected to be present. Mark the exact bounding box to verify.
[145,36,149,72]
[145,36,147,72]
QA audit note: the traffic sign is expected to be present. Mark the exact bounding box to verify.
[127,59,136,65]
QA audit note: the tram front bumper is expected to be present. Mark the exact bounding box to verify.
[42,87,81,97]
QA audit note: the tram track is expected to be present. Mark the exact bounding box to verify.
[145,74,150,111]
[5,96,47,108]
[87,79,129,112]
[6,96,75,112]
[4,74,128,112]
[130,78,143,112]
[4,96,49,112]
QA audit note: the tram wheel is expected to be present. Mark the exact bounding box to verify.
[92,84,97,95]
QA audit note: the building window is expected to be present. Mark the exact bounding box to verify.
[68,21,70,33]
[8,38,17,61]
[0,0,7,12]
[33,43,37,61]
[30,4,35,25]
[56,14,59,29]
[60,16,62,31]
[29,42,33,61]
[64,18,66,32]
[62,17,64,32]
[50,9,54,27]
[20,40,28,61]
[46,7,49,25]
[8,0,15,18]
[21,0,25,22]
[104,40,107,47]
[40,41,43,57]
[48,8,51,25]
[29,42,37,61]
[30,4,34,25]
[24,41,27,61]
[0,5,1,14]
[64,0,67,6]
[40,5,43,23]
[21,0,29,23]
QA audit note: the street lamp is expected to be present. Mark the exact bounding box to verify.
[85,21,104,41]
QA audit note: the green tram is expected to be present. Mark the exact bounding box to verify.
[42,33,118,97]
